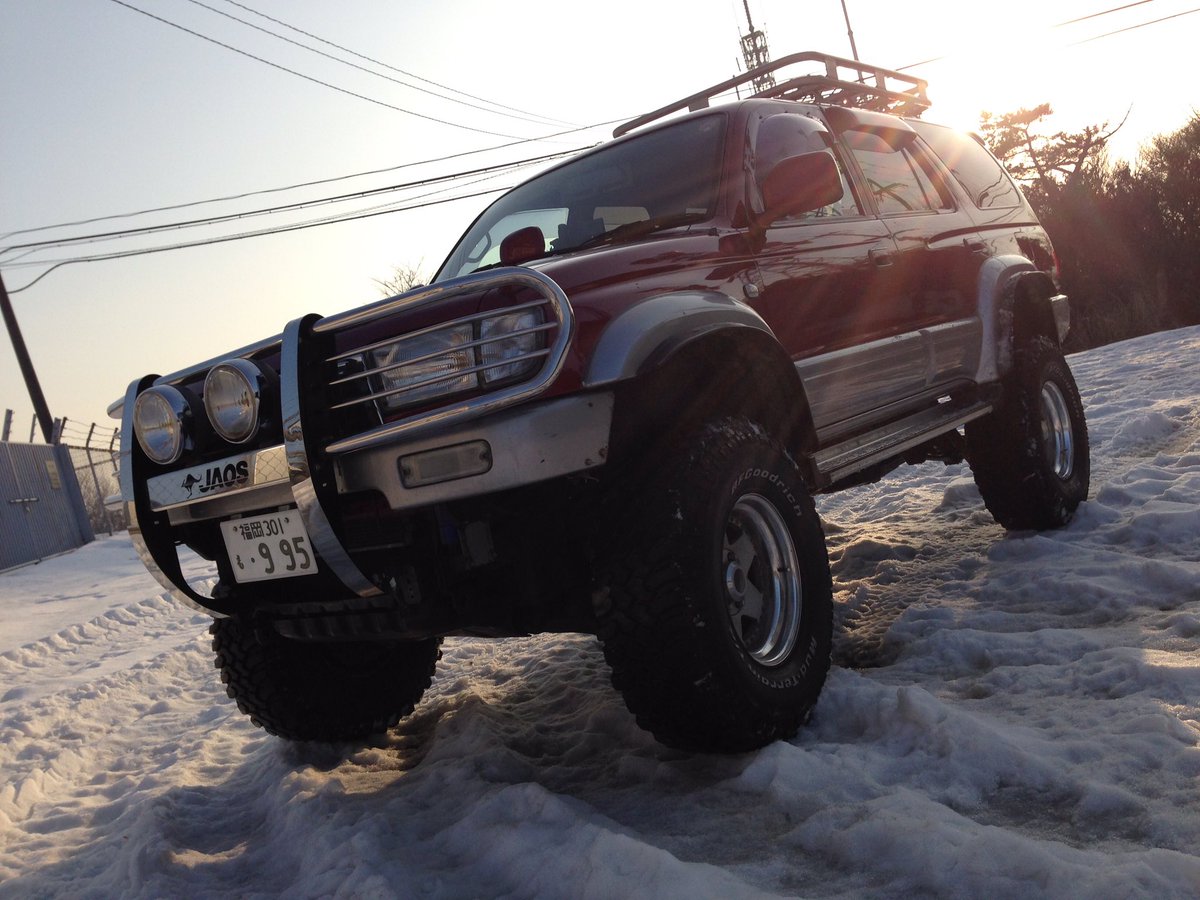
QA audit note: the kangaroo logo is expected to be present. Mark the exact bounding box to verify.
[181,473,203,498]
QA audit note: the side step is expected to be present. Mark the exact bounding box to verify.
[813,400,993,485]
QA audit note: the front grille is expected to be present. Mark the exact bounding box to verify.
[312,267,574,456]
[326,299,557,415]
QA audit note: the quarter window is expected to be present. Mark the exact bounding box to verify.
[909,120,1022,209]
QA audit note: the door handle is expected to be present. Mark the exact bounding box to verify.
[869,249,893,267]
[965,239,987,254]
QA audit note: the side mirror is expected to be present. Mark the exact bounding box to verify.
[759,150,844,227]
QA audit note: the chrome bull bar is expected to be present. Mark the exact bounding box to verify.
[118,267,575,611]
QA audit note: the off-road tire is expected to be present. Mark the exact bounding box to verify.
[211,617,440,742]
[967,335,1090,530]
[594,417,833,753]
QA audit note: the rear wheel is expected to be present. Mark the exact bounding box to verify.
[967,336,1090,530]
[594,417,833,753]
[211,617,440,742]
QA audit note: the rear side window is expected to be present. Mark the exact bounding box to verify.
[840,128,952,215]
[910,120,1022,210]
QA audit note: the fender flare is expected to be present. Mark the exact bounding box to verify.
[975,256,1066,383]
[582,290,776,387]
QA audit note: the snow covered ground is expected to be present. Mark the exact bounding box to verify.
[2,326,1199,899]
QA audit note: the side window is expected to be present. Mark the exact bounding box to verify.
[909,120,1022,209]
[841,129,953,215]
[752,113,860,220]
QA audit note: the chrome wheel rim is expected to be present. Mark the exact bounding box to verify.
[723,493,802,667]
[1039,381,1075,480]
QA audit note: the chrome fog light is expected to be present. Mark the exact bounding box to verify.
[133,386,190,464]
[204,360,264,443]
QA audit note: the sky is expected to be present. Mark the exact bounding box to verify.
[1,0,1197,440]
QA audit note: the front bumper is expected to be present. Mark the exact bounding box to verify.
[118,268,601,616]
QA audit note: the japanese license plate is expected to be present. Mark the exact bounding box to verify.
[221,509,318,583]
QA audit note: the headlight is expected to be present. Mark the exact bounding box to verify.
[204,360,264,443]
[365,309,547,414]
[133,386,190,464]
[369,324,475,411]
[479,309,543,384]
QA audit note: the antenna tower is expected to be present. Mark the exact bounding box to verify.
[739,1,776,92]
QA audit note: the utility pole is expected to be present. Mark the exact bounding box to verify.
[840,0,861,61]
[0,270,54,444]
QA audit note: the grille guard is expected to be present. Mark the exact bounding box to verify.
[118,267,574,611]
[316,267,574,456]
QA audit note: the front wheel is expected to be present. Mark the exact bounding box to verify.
[594,417,833,753]
[967,335,1090,530]
[211,617,441,742]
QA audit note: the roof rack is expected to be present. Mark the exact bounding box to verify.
[613,51,930,137]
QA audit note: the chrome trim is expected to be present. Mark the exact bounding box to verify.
[166,482,296,525]
[132,385,192,465]
[321,267,575,456]
[203,359,266,444]
[281,317,382,598]
[327,300,549,365]
[315,267,562,334]
[154,333,282,388]
[146,445,289,511]
[796,318,981,432]
[331,349,552,411]
[119,377,216,614]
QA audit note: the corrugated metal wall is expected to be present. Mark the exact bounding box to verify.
[1,442,94,571]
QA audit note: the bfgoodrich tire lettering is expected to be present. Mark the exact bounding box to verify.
[967,335,1090,530]
[211,617,440,742]
[594,417,833,753]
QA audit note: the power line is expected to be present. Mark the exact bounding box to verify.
[0,114,617,243]
[181,0,566,129]
[1057,0,1158,26]
[7,185,508,284]
[106,0,528,139]
[5,185,519,294]
[1,148,585,256]
[899,0,1171,70]
[8,155,559,276]
[217,0,573,127]
[1071,5,1200,43]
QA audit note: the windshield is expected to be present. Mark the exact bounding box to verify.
[434,113,727,281]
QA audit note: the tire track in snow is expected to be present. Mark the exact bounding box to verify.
[0,583,214,706]
[0,577,232,857]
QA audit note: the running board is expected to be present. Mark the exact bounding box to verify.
[814,400,993,485]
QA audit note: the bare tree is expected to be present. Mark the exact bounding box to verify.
[374,262,426,297]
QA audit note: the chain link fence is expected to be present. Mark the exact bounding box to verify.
[66,444,128,535]
[1,410,125,570]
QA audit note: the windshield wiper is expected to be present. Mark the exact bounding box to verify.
[565,211,709,254]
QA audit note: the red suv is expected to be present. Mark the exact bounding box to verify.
[115,53,1088,752]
